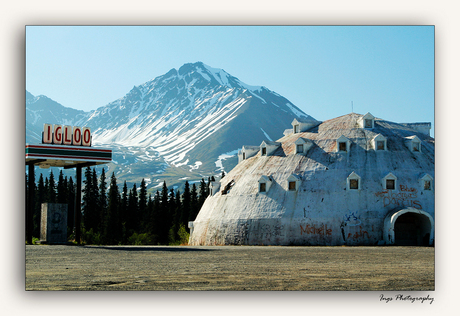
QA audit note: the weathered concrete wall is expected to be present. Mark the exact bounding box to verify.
[189,113,435,246]
[40,203,68,244]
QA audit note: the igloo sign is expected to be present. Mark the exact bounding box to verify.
[42,124,91,147]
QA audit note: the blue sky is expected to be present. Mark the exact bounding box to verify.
[26,25,434,133]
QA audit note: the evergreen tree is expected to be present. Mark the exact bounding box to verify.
[47,170,56,203]
[44,177,50,203]
[126,188,136,234]
[146,193,153,232]
[138,178,148,227]
[151,190,161,237]
[104,172,121,244]
[190,183,199,221]
[82,167,98,232]
[120,181,128,243]
[92,169,100,231]
[56,170,67,203]
[62,176,68,203]
[98,168,107,233]
[168,188,176,226]
[158,181,170,244]
[161,182,169,222]
[170,189,182,242]
[198,178,208,207]
[131,183,138,231]
[66,176,75,235]
[180,181,191,231]
[167,188,177,243]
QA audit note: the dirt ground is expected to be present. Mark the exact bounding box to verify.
[25,245,434,291]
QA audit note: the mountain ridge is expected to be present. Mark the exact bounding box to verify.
[26,62,314,191]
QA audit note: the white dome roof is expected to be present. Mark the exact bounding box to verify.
[190,113,435,246]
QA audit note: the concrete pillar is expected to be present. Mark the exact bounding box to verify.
[40,203,68,244]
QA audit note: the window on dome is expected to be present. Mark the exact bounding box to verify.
[419,174,433,191]
[288,181,296,191]
[296,144,304,154]
[424,180,431,190]
[339,142,347,152]
[347,171,361,190]
[349,179,359,190]
[262,147,267,156]
[359,113,375,129]
[377,140,385,150]
[386,179,395,190]
[294,125,299,133]
[243,152,246,160]
[405,136,422,153]
[259,182,266,193]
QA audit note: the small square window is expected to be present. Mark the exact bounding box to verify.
[377,141,385,150]
[365,119,373,128]
[297,144,304,153]
[262,147,267,156]
[339,142,347,152]
[386,179,395,190]
[413,142,420,152]
[288,181,296,191]
[349,179,359,190]
[259,182,266,192]
[424,180,431,190]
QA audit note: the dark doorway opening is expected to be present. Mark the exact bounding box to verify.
[394,212,431,246]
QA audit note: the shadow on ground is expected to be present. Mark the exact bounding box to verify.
[83,245,215,252]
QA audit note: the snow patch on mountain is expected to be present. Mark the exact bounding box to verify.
[249,90,267,104]
[260,128,273,141]
[285,102,306,118]
[215,149,240,171]
[189,161,202,172]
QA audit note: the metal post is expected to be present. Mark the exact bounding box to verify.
[26,164,34,245]
[74,166,82,244]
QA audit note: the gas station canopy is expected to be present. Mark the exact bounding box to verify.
[25,144,112,169]
[25,142,112,245]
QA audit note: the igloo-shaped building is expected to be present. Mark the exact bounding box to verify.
[189,113,434,246]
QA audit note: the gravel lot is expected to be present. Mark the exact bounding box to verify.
[25,245,434,291]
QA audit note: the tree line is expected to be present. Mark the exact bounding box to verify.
[26,167,222,245]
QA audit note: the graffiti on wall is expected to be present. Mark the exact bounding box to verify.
[346,225,372,240]
[250,223,285,240]
[340,210,375,242]
[340,223,374,242]
[300,223,332,236]
[375,184,422,209]
[343,210,361,227]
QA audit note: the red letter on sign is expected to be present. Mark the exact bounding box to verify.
[82,127,91,146]
[53,125,63,144]
[73,126,82,146]
[63,125,72,145]
[43,124,53,144]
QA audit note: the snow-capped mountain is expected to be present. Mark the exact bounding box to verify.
[26,91,87,144]
[26,62,314,190]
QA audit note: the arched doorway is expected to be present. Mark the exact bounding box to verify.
[383,208,434,246]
